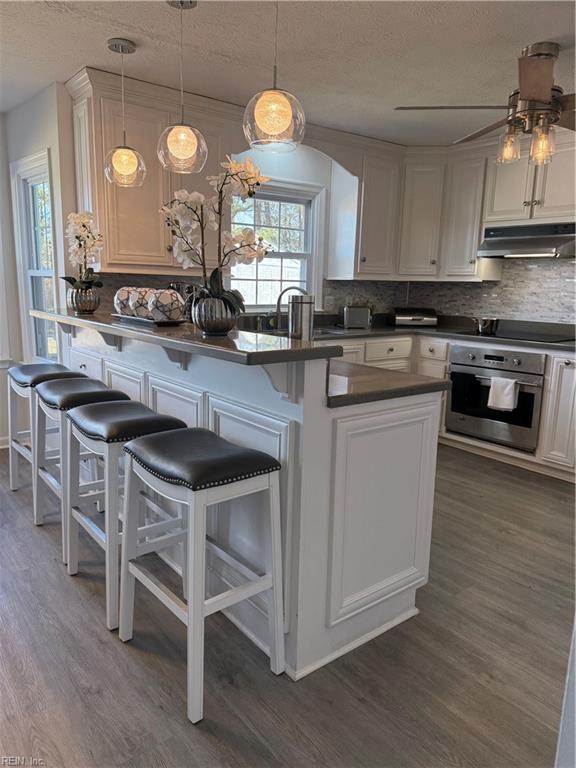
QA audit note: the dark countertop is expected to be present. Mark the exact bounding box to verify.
[327,360,450,408]
[314,324,576,351]
[31,309,343,366]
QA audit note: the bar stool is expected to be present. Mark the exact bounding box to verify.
[65,400,187,630]
[7,363,87,492]
[34,378,131,562]
[118,427,285,724]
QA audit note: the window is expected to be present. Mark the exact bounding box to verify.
[11,151,58,361]
[230,193,311,308]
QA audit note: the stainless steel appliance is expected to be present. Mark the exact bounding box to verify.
[288,294,315,341]
[446,344,546,453]
[343,306,371,329]
[394,307,438,327]
[478,222,575,259]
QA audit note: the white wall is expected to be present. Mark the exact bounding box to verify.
[0,83,76,445]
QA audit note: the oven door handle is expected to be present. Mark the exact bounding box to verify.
[474,375,541,390]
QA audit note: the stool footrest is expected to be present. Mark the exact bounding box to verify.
[129,562,188,624]
[136,530,185,557]
[138,516,184,540]
[71,507,107,549]
[204,574,272,618]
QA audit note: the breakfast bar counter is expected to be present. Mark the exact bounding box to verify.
[33,308,445,679]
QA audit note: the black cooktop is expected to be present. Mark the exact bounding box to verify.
[454,330,575,343]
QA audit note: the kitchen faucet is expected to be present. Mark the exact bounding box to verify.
[275,286,309,331]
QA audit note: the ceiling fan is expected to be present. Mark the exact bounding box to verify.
[395,41,575,160]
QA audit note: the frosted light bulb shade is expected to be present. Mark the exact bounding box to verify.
[497,130,521,164]
[243,89,305,152]
[157,124,208,173]
[104,146,147,187]
[529,123,556,166]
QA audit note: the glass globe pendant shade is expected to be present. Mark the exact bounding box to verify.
[104,145,147,187]
[243,88,305,152]
[157,123,208,173]
[496,129,521,164]
[529,121,556,166]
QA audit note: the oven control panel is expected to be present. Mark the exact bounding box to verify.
[449,345,547,375]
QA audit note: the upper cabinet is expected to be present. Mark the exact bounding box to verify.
[484,130,575,224]
[398,162,445,276]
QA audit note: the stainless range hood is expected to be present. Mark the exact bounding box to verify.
[478,222,575,258]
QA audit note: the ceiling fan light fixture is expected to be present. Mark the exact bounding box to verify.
[529,118,556,166]
[497,126,521,164]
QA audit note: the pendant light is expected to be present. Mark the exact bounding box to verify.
[529,117,556,166]
[104,39,147,187]
[157,1,207,174]
[496,125,521,164]
[243,1,305,152]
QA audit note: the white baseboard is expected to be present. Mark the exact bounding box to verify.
[285,607,420,681]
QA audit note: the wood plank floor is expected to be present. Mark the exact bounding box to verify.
[0,446,573,768]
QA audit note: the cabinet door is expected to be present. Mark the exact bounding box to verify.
[483,155,535,222]
[531,134,576,221]
[398,164,444,276]
[540,356,576,468]
[147,375,205,427]
[340,344,365,363]
[440,157,486,277]
[101,99,172,270]
[357,153,401,275]
[103,360,146,402]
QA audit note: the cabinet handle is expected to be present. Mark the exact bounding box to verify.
[387,347,395,353]
[522,201,531,207]
[469,257,476,263]
[564,360,572,366]
[428,347,435,354]
[79,363,87,370]
[166,244,173,253]
[360,256,367,263]
[430,259,437,265]
[532,200,541,206]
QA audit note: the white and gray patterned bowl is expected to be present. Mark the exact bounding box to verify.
[148,289,185,322]
[129,288,154,318]
[113,286,136,316]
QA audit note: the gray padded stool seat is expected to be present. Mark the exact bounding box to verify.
[8,363,86,388]
[67,400,187,443]
[124,427,281,491]
[36,378,130,411]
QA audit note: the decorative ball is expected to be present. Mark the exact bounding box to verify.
[113,286,135,316]
[128,288,154,318]
[148,289,185,322]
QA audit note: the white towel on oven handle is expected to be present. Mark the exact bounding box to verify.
[487,377,519,411]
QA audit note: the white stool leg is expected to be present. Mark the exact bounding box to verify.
[104,444,122,631]
[66,420,81,576]
[186,489,207,724]
[8,381,19,491]
[266,473,285,675]
[180,503,189,600]
[32,395,46,525]
[59,412,69,564]
[119,456,141,642]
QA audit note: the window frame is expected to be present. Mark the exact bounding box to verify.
[229,178,326,312]
[10,149,59,362]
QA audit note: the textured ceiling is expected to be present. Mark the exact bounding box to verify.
[0,1,574,145]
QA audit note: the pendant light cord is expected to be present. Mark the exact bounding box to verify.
[179,3,185,124]
[273,0,279,89]
[121,51,126,146]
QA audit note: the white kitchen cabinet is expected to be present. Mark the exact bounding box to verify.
[483,150,535,223]
[68,348,104,380]
[103,360,146,402]
[356,153,402,275]
[531,131,576,221]
[440,157,486,277]
[315,339,365,363]
[539,355,576,468]
[398,163,445,276]
[147,375,205,427]
[364,337,412,362]
[372,359,411,372]
[101,99,173,271]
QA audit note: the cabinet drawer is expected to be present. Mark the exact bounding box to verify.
[371,359,411,372]
[69,348,103,380]
[418,338,448,361]
[416,359,448,379]
[365,337,412,361]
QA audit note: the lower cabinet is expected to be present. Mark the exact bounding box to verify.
[539,356,576,469]
[69,348,104,380]
[103,361,146,401]
[147,375,205,427]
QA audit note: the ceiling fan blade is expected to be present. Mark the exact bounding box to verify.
[518,56,554,102]
[395,105,508,111]
[452,117,510,145]
[558,111,575,131]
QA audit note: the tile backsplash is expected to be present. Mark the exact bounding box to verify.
[324,259,576,323]
[97,258,575,324]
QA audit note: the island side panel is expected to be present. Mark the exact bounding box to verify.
[291,391,442,679]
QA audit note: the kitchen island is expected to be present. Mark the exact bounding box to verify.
[32,309,449,679]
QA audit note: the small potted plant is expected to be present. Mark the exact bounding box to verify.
[161,157,269,336]
[62,212,104,314]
